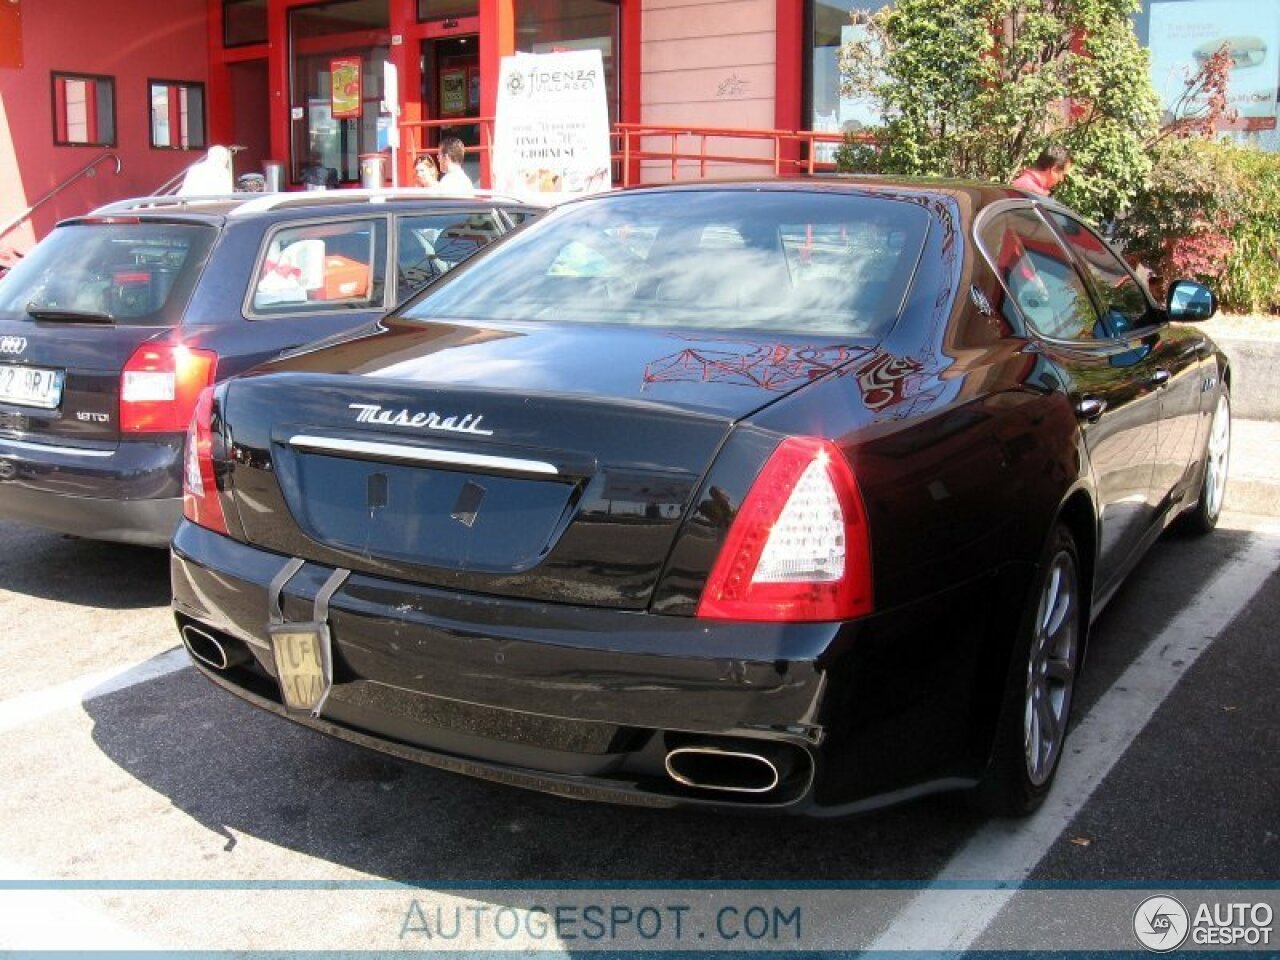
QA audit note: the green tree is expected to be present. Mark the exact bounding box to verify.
[838,0,1160,220]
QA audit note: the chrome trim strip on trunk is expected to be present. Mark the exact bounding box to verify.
[0,437,115,458]
[287,434,560,477]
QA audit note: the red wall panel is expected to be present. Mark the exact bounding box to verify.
[0,0,209,248]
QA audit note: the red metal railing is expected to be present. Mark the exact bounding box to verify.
[399,118,866,188]
[400,116,495,185]
[612,123,854,185]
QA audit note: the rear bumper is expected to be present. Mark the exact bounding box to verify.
[0,435,182,545]
[172,521,1027,814]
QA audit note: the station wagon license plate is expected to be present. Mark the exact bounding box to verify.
[269,622,332,713]
[0,364,63,409]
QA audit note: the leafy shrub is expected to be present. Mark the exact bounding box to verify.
[1217,149,1280,313]
[836,0,1159,221]
[1118,138,1238,287]
[1120,140,1280,313]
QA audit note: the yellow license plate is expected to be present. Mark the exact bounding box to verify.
[269,624,329,712]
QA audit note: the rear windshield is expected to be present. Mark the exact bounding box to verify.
[401,190,931,337]
[0,221,215,325]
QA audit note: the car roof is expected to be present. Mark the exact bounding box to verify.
[554,175,1041,213]
[73,188,542,227]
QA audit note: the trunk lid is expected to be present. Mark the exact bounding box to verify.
[0,315,172,448]
[223,319,874,608]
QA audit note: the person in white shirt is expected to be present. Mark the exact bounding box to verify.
[436,136,474,195]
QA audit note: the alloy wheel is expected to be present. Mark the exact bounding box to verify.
[1023,549,1079,786]
[1204,393,1231,522]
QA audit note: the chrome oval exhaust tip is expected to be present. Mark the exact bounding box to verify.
[181,624,231,671]
[664,746,783,795]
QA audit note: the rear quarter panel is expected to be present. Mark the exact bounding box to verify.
[677,200,1093,799]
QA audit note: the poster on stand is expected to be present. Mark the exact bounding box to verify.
[492,49,612,201]
[330,57,362,119]
[1148,0,1280,150]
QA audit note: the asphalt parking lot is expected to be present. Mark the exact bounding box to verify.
[1,504,1277,951]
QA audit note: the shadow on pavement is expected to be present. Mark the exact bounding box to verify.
[81,523,1255,884]
[84,664,984,884]
[0,521,170,610]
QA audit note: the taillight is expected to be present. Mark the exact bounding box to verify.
[120,343,217,433]
[697,437,872,622]
[182,386,229,535]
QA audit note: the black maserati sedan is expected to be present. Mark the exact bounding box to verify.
[171,179,1230,817]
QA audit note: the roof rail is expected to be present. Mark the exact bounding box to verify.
[88,188,548,221]
[88,193,261,216]
[225,187,534,217]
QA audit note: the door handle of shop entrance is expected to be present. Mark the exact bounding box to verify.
[1150,368,1171,387]
[1075,395,1107,423]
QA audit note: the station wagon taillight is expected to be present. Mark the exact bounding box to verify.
[120,343,218,433]
[182,386,228,535]
[697,437,873,622]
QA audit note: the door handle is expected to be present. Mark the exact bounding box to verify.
[1151,368,1171,387]
[1075,395,1107,423]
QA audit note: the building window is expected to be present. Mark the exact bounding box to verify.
[515,0,621,123]
[806,0,891,143]
[417,0,479,20]
[149,80,207,150]
[224,0,269,47]
[1134,0,1280,152]
[52,72,116,147]
[289,0,391,185]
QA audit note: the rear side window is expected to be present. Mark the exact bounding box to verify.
[403,191,930,337]
[0,222,215,325]
[1048,212,1153,337]
[251,219,387,314]
[979,208,1100,341]
[395,211,504,301]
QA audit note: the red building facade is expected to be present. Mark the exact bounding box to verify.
[0,0,1217,252]
[0,0,211,248]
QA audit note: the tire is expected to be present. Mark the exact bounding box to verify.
[971,524,1084,817]
[1176,389,1231,536]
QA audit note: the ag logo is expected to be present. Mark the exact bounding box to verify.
[1134,895,1190,952]
[0,336,26,355]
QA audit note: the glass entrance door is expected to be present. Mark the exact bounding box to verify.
[421,35,481,183]
[288,0,392,186]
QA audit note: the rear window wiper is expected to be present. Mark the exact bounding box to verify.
[25,305,114,323]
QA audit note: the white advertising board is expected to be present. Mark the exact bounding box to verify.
[492,50,612,201]
[1148,0,1280,149]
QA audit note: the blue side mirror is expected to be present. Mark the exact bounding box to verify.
[1167,279,1217,322]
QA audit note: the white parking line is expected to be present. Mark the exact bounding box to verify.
[0,871,154,951]
[870,520,1280,951]
[0,647,189,735]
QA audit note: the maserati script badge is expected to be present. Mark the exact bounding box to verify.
[348,403,494,436]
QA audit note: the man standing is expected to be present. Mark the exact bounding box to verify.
[1012,146,1072,196]
[437,136,475,195]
